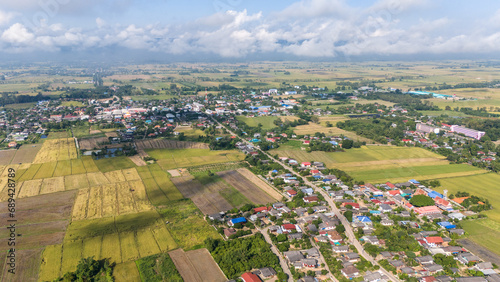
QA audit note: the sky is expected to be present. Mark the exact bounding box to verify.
[1,0,500,61]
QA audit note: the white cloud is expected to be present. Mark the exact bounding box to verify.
[1,23,35,44]
[0,1,499,58]
[0,10,17,26]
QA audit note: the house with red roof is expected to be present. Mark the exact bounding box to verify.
[303,196,319,203]
[254,207,270,213]
[241,272,262,282]
[424,236,444,247]
[387,190,400,196]
[286,189,297,197]
[434,197,452,210]
[386,182,396,189]
[303,140,311,145]
[301,162,311,167]
[310,169,321,175]
[281,224,299,233]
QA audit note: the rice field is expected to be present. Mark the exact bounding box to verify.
[38,245,63,281]
[71,182,153,221]
[33,138,77,164]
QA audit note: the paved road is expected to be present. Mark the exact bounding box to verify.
[215,118,399,281]
[258,226,293,282]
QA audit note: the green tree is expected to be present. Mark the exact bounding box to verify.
[409,195,435,207]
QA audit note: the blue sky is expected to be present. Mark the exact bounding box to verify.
[1,0,500,59]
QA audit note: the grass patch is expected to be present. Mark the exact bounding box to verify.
[461,219,500,256]
[61,101,85,107]
[95,156,137,173]
[436,173,500,224]
[136,253,182,281]
[219,187,252,208]
[348,163,484,183]
[158,199,220,250]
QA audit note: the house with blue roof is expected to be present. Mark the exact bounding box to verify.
[437,221,456,229]
[301,188,314,195]
[229,217,247,226]
[354,216,372,224]
[427,191,443,199]
[408,179,420,184]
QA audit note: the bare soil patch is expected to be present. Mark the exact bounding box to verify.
[169,248,226,282]
[128,155,146,166]
[218,170,276,205]
[171,176,231,214]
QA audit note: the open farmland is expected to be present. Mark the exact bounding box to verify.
[1,249,43,282]
[78,136,114,150]
[218,170,277,205]
[236,115,299,130]
[40,210,178,281]
[0,150,15,165]
[293,122,375,143]
[10,144,43,164]
[71,181,153,221]
[169,248,227,282]
[171,175,233,214]
[158,199,221,250]
[94,156,137,172]
[33,138,77,163]
[272,145,446,167]
[137,164,183,206]
[147,148,244,170]
[436,173,500,224]
[348,163,486,183]
[460,219,500,258]
[135,139,209,150]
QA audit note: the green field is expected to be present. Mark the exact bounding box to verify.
[61,101,85,107]
[137,165,173,206]
[419,110,473,117]
[349,163,485,183]
[436,173,500,223]
[272,146,445,167]
[148,164,184,201]
[219,186,252,208]
[136,253,182,281]
[95,156,137,173]
[147,148,244,170]
[461,219,500,256]
[236,115,299,130]
[158,199,221,250]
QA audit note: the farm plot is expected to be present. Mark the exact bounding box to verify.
[33,161,57,179]
[64,173,89,190]
[236,168,283,201]
[10,144,42,164]
[94,156,136,173]
[149,165,183,201]
[86,172,110,187]
[0,249,43,282]
[135,139,209,150]
[18,164,41,181]
[77,136,108,150]
[147,148,244,170]
[71,159,87,175]
[81,156,99,172]
[114,262,141,282]
[72,182,153,221]
[0,150,15,165]
[52,160,72,177]
[158,199,221,250]
[39,176,65,195]
[348,163,486,183]
[38,245,63,281]
[171,176,232,214]
[169,248,227,282]
[218,170,277,205]
[33,138,77,164]
[128,155,146,166]
[18,179,43,198]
